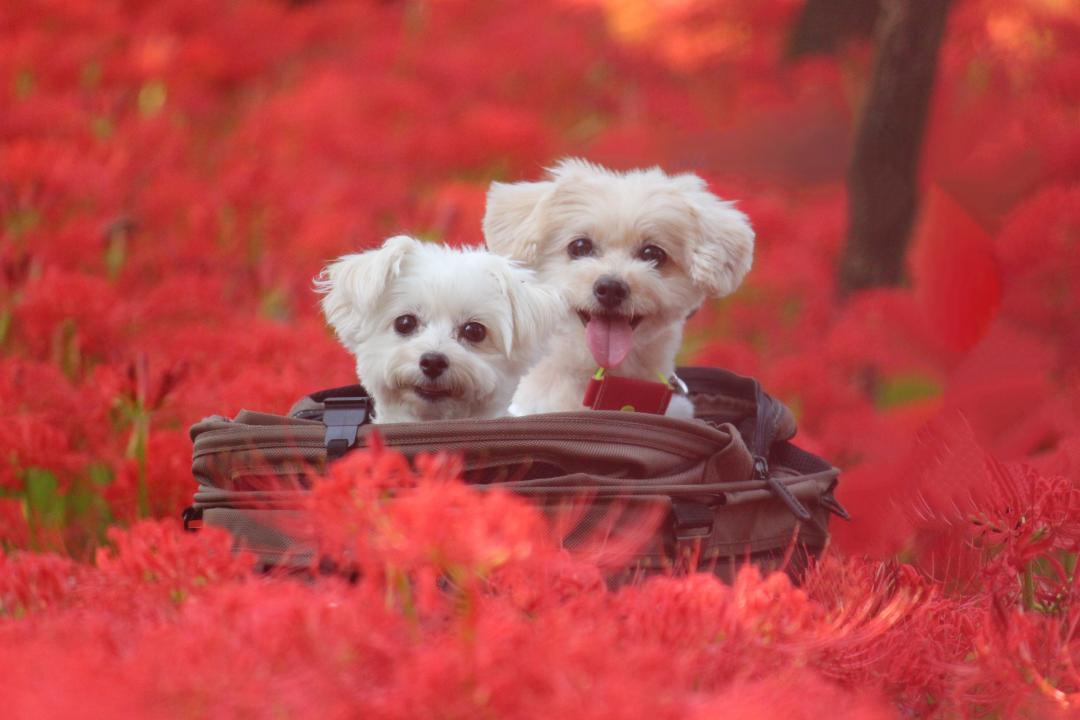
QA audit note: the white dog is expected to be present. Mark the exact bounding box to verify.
[316,235,561,423]
[483,158,754,418]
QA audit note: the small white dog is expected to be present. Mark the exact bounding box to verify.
[316,235,561,423]
[483,158,755,417]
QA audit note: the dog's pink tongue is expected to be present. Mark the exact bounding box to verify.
[585,315,634,368]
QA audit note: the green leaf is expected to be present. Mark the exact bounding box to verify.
[104,229,126,277]
[4,207,40,239]
[80,60,102,89]
[24,468,65,529]
[91,115,114,142]
[57,318,81,380]
[88,463,114,487]
[13,69,34,99]
[875,372,941,409]
[0,308,11,347]
[259,286,291,321]
[138,80,167,117]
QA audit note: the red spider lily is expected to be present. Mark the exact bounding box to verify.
[0,549,85,616]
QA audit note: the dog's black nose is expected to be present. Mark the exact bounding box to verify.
[419,352,449,379]
[593,275,629,310]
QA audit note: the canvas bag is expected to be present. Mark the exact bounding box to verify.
[187,367,846,581]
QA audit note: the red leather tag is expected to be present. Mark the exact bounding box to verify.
[583,374,672,414]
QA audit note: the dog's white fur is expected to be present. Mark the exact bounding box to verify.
[316,235,562,423]
[483,158,754,417]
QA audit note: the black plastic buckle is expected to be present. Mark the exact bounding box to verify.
[181,506,203,532]
[323,396,371,461]
[755,455,813,522]
[669,500,714,542]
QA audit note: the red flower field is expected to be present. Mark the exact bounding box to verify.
[3,0,1080,716]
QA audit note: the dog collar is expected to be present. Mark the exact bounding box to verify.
[582,368,685,414]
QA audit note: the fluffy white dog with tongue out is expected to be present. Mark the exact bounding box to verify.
[483,159,755,417]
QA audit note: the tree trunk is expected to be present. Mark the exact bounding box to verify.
[787,0,880,59]
[838,0,953,295]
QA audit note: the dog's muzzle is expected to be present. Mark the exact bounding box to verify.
[593,275,629,310]
[419,352,449,379]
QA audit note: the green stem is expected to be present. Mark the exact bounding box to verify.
[1022,561,1037,611]
[126,407,151,519]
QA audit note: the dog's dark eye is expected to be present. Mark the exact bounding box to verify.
[460,322,487,343]
[567,237,595,259]
[638,244,667,268]
[393,314,418,335]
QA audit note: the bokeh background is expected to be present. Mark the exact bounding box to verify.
[4,1,1080,715]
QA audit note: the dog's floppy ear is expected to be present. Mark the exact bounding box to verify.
[489,263,564,362]
[482,179,554,266]
[315,234,418,344]
[676,174,755,297]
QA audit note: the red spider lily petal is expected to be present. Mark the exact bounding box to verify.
[909,187,1003,355]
